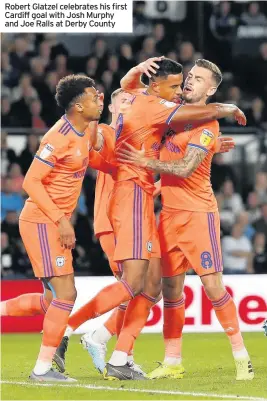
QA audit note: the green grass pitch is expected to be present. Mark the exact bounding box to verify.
[1,332,266,400]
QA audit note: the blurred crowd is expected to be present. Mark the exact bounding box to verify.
[1,1,267,278]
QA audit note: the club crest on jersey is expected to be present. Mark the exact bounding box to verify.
[56,256,65,267]
[147,241,152,252]
[184,124,193,131]
[200,129,214,147]
[40,144,54,159]
[159,99,176,108]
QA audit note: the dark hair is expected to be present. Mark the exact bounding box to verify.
[111,88,123,101]
[55,74,95,111]
[150,58,183,81]
[195,59,222,87]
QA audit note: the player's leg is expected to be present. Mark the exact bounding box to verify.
[79,232,127,374]
[148,210,187,379]
[15,220,77,382]
[61,183,144,337]
[184,211,254,381]
[0,221,52,317]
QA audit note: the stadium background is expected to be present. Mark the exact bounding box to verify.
[1,0,267,281]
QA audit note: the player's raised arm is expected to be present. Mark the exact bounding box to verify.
[120,57,164,90]
[170,103,246,126]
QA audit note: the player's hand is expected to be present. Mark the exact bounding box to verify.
[116,143,149,168]
[233,107,246,126]
[215,135,235,154]
[136,56,164,79]
[58,216,76,250]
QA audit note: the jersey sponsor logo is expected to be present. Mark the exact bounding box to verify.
[76,149,82,157]
[165,140,181,153]
[147,241,152,252]
[40,143,54,159]
[201,252,213,269]
[200,129,214,147]
[56,256,65,267]
[159,99,176,108]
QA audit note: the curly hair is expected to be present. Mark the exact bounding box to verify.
[55,74,95,111]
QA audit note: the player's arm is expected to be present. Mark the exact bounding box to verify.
[117,125,218,178]
[23,137,75,249]
[89,148,116,174]
[120,57,164,90]
[117,143,207,178]
[170,103,246,126]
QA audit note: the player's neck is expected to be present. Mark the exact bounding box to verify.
[189,100,207,106]
[65,113,89,134]
[110,117,116,129]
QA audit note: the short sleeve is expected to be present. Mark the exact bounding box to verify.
[148,98,183,129]
[35,131,69,167]
[188,123,219,154]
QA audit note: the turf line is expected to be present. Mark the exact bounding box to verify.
[0,381,266,401]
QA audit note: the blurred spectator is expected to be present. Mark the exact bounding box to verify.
[29,98,47,129]
[220,180,244,217]
[210,1,238,40]
[138,37,159,62]
[19,134,40,175]
[253,203,267,238]
[85,57,98,80]
[249,232,267,274]
[241,2,267,26]
[7,163,24,193]
[44,33,69,60]
[12,239,33,277]
[53,54,72,80]
[101,70,115,93]
[30,57,45,83]
[247,191,262,223]
[1,232,15,279]
[107,55,121,87]
[133,1,152,36]
[1,178,24,221]
[253,42,267,100]
[225,86,242,107]
[1,211,21,244]
[9,35,30,72]
[152,23,169,54]
[209,1,237,70]
[246,97,267,129]
[1,96,17,127]
[119,44,135,73]
[236,211,256,241]
[222,223,252,274]
[211,154,237,192]
[254,172,267,204]
[11,73,38,103]
[179,41,195,67]
[216,193,234,235]
[38,40,52,68]
[1,51,20,87]
[1,131,17,175]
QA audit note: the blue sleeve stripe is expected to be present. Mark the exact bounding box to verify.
[34,155,54,167]
[188,143,208,153]
[166,104,183,125]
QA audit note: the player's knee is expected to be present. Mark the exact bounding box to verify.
[60,287,77,302]
[163,277,183,300]
[201,273,225,301]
